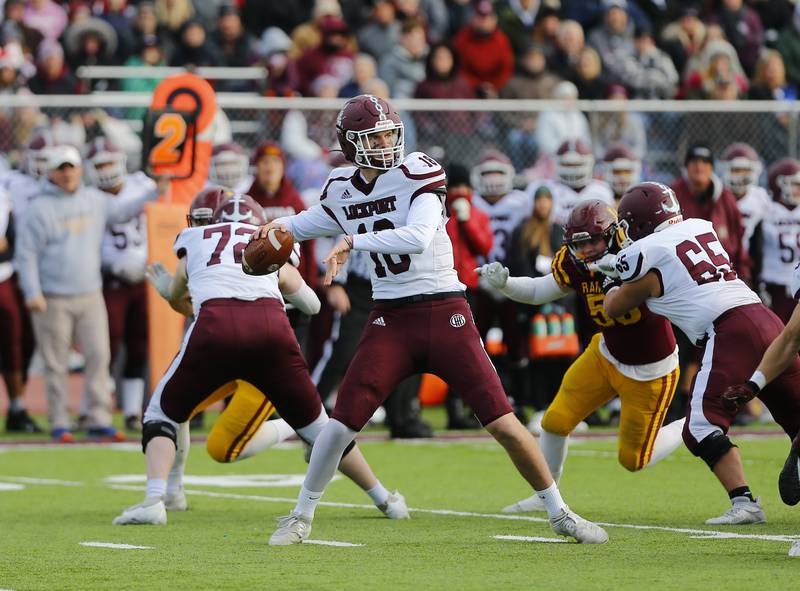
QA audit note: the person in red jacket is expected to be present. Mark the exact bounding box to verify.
[246,141,318,348]
[451,0,515,98]
[444,163,493,428]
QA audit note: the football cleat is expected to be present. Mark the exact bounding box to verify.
[6,409,44,433]
[268,511,312,546]
[789,541,800,557]
[550,508,609,544]
[112,497,167,525]
[502,493,546,513]
[378,491,410,519]
[165,490,188,512]
[705,497,766,525]
[51,428,74,443]
[778,435,800,506]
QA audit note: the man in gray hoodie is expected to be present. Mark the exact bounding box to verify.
[14,145,167,441]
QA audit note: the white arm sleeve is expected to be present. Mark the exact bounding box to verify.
[275,205,342,242]
[500,274,569,305]
[283,283,321,315]
[351,193,440,255]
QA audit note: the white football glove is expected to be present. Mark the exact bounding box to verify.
[587,253,620,278]
[534,254,553,276]
[475,261,509,290]
[792,261,800,302]
[450,197,471,222]
[145,262,173,300]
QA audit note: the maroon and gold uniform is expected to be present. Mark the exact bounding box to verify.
[545,246,679,470]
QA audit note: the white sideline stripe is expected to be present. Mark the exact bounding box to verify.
[0,483,25,491]
[0,476,83,486]
[80,542,153,550]
[106,484,800,543]
[304,540,364,547]
[495,535,567,543]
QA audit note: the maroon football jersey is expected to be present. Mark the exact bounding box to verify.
[551,246,676,365]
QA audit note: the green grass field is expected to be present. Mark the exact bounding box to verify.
[1,422,798,591]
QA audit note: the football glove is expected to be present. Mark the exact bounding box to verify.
[289,243,301,267]
[792,260,800,301]
[145,262,173,300]
[588,253,620,278]
[601,275,622,294]
[721,381,759,413]
[475,261,509,290]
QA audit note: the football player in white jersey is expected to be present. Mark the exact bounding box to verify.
[87,137,153,430]
[255,94,608,546]
[757,159,800,324]
[113,192,409,525]
[471,149,532,418]
[594,181,800,525]
[601,143,641,206]
[1,130,57,222]
[719,142,768,251]
[527,139,614,226]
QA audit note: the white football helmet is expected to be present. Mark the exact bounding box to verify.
[719,142,762,197]
[602,144,641,195]
[86,137,127,190]
[471,149,515,197]
[209,143,249,189]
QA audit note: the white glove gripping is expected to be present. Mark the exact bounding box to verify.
[475,261,509,290]
[587,253,620,279]
[450,198,471,222]
[289,243,301,267]
[145,263,173,300]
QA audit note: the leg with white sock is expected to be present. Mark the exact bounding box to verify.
[166,422,190,510]
[501,429,569,513]
[122,378,145,426]
[646,418,685,467]
[236,418,295,461]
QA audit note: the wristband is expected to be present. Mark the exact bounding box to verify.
[748,370,766,392]
[343,235,353,249]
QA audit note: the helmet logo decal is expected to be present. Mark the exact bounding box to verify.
[368,94,386,121]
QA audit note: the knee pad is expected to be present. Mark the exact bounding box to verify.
[142,420,177,453]
[206,380,274,463]
[694,432,736,470]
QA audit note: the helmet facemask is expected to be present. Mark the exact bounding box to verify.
[209,152,249,189]
[721,158,761,197]
[89,152,127,190]
[778,171,800,207]
[557,153,594,189]
[344,120,404,170]
[27,150,51,179]
[566,223,620,264]
[607,159,640,195]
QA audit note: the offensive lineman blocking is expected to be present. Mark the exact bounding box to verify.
[255,94,608,546]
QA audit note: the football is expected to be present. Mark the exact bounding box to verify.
[241,229,294,275]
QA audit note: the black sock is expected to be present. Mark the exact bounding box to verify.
[728,486,754,503]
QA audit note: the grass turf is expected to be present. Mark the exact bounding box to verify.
[0,428,798,590]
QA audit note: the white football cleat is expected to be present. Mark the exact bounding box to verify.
[165,490,187,511]
[705,497,766,525]
[268,512,312,546]
[502,493,546,513]
[378,491,410,519]
[550,508,609,544]
[112,497,167,525]
[789,541,800,557]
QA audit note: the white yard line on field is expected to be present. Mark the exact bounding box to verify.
[107,484,800,544]
[0,476,83,486]
[80,542,153,550]
[0,483,25,491]
[495,535,567,543]
[303,540,364,547]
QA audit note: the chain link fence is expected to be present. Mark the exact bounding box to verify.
[0,95,797,187]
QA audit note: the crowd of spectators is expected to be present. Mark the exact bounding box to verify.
[0,0,794,104]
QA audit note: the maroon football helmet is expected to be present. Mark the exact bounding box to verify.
[187,186,235,227]
[564,199,621,262]
[768,158,800,208]
[86,137,127,190]
[336,94,404,170]
[556,139,594,189]
[602,144,641,196]
[209,142,249,189]
[470,149,514,197]
[24,130,57,178]
[617,181,682,244]
[212,193,266,226]
[719,142,762,197]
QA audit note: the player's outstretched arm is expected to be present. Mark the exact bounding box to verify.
[602,271,660,318]
[278,263,321,315]
[145,261,193,317]
[475,262,569,305]
[254,206,343,242]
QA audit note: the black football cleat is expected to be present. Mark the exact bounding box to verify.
[779,434,800,506]
[6,409,44,433]
[390,419,433,439]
